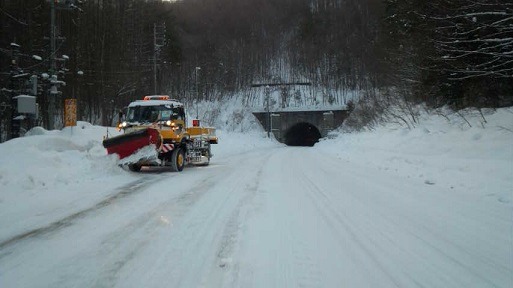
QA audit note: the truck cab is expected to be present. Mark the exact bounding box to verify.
[105,95,217,172]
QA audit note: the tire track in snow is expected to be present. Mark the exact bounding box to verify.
[301,152,473,287]
[0,175,160,254]
[297,167,405,288]
[318,151,510,287]
[232,148,326,288]
[216,165,263,265]
[291,239,323,288]
[88,172,223,288]
[176,150,275,288]
[205,163,266,288]
[1,169,231,288]
[299,149,508,287]
[99,149,277,288]
[304,175,402,287]
[280,154,324,288]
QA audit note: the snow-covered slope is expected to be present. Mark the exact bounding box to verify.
[316,108,513,204]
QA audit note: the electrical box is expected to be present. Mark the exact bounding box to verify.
[13,95,37,114]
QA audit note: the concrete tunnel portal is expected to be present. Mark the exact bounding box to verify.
[252,109,349,146]
[284,122,322,147]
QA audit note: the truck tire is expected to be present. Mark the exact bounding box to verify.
[200,147,211,166]
[170,147,185,172]
[128,163,142,172]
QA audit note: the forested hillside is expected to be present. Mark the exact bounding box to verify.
[1,0,511,130]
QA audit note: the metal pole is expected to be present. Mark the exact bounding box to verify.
[195,67,200,119]
[49,0,56,130]
[153,23,157,95]
[266,85,270,138]
[0,103,4,143]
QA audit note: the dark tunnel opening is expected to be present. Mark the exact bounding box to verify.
[284,122,322,147]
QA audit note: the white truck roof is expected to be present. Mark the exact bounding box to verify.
[128,95,183,108]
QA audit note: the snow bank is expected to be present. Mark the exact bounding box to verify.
[315,107,513,204]
[0,122,122,189]
[0,122,132,241]
[0,120,276,242]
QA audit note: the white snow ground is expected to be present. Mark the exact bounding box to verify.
[0,108,511,288]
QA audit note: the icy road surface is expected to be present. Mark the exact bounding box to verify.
[0,146,511,288]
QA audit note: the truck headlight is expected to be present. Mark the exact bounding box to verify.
[117,121,128,131]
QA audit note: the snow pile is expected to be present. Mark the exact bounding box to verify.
[0,122,122,191]
[0,121,277,242]
[118,145,160,166]
[315,107,513,204]
[0,122,131,240]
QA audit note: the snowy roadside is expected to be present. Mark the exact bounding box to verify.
[0,122,276,243]
[0,123,131,242]
[315,107,513,205]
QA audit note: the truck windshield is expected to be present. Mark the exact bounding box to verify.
[126,105,184,123]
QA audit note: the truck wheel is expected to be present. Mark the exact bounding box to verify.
[128,163,142,172]
[201,148,211,166]
[170,147,185,172]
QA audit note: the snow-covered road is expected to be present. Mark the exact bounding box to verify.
[1,144,510,288]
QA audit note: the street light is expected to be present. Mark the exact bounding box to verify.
[195,67,201,119]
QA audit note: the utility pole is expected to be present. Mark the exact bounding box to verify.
[0,102,9,143]
[48,0,56,130]
[195,66,201,119]
[153,22,166,95]
[265,85,270,138]
[153,23,157,95]
[46,0,81,130]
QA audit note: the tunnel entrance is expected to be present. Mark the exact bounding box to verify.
[284,122,322,146]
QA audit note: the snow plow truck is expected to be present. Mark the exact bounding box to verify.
[102,95,218,172]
